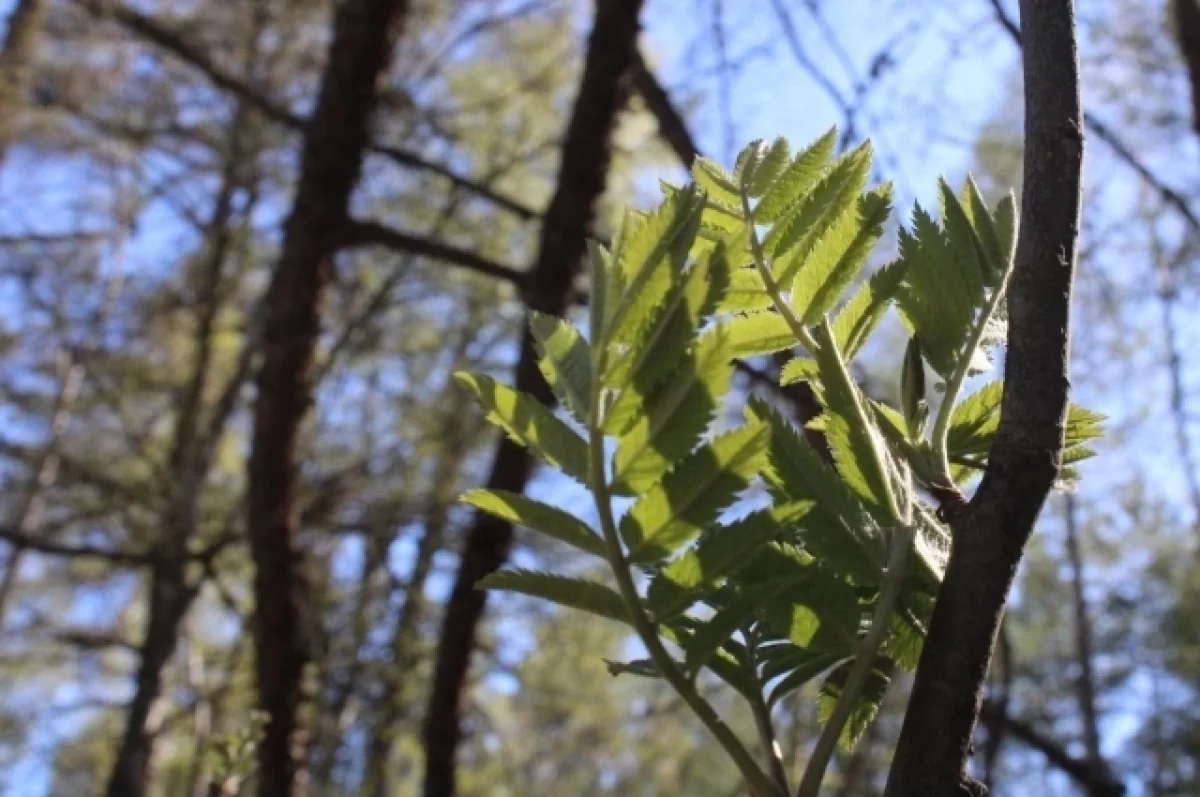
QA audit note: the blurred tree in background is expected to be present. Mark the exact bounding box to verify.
[0,0,1194,795]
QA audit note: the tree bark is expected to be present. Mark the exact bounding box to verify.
[420,2,645,795]
[884,1,1084,795]
[245,0,410,795]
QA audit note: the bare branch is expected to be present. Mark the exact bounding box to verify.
[985,0,1200,232]
[979,702,1124,796]
[0,525,151,566]
[79,0,540,222]
[341,219,527,287]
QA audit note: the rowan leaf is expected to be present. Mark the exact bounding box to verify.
[620,422,770,563]
[790,184,892,324]
[478,570,629,624]
[456,372,589,484]
[530,312,592,424]
[462,488,606,558]
[755,127,838,223]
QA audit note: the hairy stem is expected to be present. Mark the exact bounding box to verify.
[745,629,792,794]
[929,264,1013,482]
[796,521,913,797]
[587,359,781,797]
[740,190,901,522]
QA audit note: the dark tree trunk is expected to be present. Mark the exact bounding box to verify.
[884,1,1084,795]
[244,1,410,795]
[420,2,645,795]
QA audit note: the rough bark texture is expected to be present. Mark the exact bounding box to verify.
[420,2,645,795]
[246,1,410,795]
[884,1,1084,795]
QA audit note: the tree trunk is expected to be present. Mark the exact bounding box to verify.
[245,0,410,794]
[420,2,645,795]
[884,1,1084,794]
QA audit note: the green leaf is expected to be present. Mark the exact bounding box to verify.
[894,181,1006,379]
[790,184,892,324]
[588,240,616,342]
[961,177,1009,283]
[812,327,895,520]
[747,136,792,197]
[779,356,820,386]
[605,242,731,432]
[733,140,768,187]
[760,572,862,651]
[609,184,705,347]
[901,335,928,438]
[604,658,661,678]
[993,192,1018,274]
[455,372,590,484]
[724,311,797,358]
[478,570,629,623]
[716,267,774,313]
[611,325,736,494]
[818,657,895,748]
[767,142,873,285]
[693,157,742,208]
[746,398,884,581]
[756,127,837,224]
[647,501,815,621]
[767,650,849,705]
[620,422,770,563]
[832,259,908,361]
[949,381,1105,459]
[685,578,800,675]
[461,488,606,558]
[663,622,756,698]
[893,208,972,377]
[530,312,592,425]
[947,381,1003,456]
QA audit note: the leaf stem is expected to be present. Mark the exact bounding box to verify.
[741,194,819,353]
[586,360,782,797]
[744,628,792,794]
[812,320,903,523]
[795,521,913,797]
[740,189,900,523]
[929,265,1013,483]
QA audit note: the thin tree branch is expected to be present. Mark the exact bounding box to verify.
[630,50,698,166]
[78,0,540,223]
[341,219,528,287]
[978,701,1124,796]
[885,0,1085,794]
[0,526,152,565]
[985,0,1200,232]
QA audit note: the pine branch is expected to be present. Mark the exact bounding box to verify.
[78,0,540,222]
